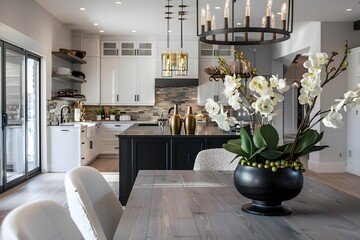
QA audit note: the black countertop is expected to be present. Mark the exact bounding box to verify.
[118,123,239,138]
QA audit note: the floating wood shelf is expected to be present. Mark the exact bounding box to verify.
[52,51,87,64]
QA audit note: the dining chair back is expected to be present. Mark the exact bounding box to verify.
[1,200,83,240]
[64,166,123,240]
[193,148,239,171]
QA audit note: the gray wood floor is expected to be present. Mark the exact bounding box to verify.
[1,157,360,232]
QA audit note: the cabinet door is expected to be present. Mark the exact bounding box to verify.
[100,58,119,104]
[118,57,137,104]
[137,57,155,105]
[120,42,136,56]
[137,42,153,56]
[198,58,216,105]
[101,41,118,57]
[133,138,170,171]
[81,57,100,104]
[172,139,205,170]
[82,38,100,57]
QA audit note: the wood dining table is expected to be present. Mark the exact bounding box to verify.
[113,170,360,240]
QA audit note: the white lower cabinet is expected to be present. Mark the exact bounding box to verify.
[48,125,86,172]
[101,122,132,154]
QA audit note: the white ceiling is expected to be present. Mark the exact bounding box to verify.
[34,0,360,40]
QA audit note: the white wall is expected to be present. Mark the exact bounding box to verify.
[313,22,360,173]
[0,0,72,172]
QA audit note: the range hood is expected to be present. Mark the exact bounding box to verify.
[155,78,198,87]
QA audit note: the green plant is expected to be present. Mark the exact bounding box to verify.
[108,108,117,115]
[94,109,102,115]
[205,42,360,172]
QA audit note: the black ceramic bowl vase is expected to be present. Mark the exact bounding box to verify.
[234,164,304,216]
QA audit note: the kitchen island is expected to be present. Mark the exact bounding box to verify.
[118,123,239,205]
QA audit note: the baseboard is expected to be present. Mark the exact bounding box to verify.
[97,154,119,159]
[346,165,360,176]
[308,160,346,173]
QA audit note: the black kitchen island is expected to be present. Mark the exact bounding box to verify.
[118,123,239,205]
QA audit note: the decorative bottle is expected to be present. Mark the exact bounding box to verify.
[169,104,182,135]
[184,106,196,135]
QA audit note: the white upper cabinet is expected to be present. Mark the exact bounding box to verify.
[81,37,100,104]
[120,41,153,57]
[101,41,119,57]
[199,43,233,58]
[82,38,100,57]
[100,58,120,105]
[99,40,155,106]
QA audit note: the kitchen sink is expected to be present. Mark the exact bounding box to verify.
[138,123,159,126]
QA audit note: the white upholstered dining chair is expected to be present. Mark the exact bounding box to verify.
[64,166,123,240]
[193,148,239,171]
[1,200,83,240]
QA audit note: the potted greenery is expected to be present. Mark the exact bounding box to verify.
[205,42,360,216]
[109,108,117,120]
[94,109,102,120]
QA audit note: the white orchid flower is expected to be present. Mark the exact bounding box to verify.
[322,108,343,128]
[277,78,290,93]
[312,52,329,65]
[205,98,220,116]
[249,76,271,96]
[228,91,241,110]
[252,97,274,116]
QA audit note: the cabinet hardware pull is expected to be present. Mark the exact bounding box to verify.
[117,49,119,56]
[115,125,121,127]
[81,157,85,160]
[61,129,69,131]
[115,147,119,149]
[117,94,119,102]
[90,141,93,149]
[134,95,137,101]
[82,142,85,144]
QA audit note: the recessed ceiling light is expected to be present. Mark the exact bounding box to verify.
[80,7,85,11]
[115,1,121,4]
[99,30,104,33]
[215,6,221,10]
[236,22,242,26]
[94,23,99,26]
[131,30,136,33]
[168,30,172,33]
[277,12,281,15]
[346,8,352,11]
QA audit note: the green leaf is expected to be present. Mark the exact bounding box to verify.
[240,126,253,155]
[260,149,283,160]
[223,143,250,159]
[227,138,241,145]
[259,124,279,150]
[253,127,266,149]
[298,145,329,156]
[295,129,319,153]
[248,146,266,161]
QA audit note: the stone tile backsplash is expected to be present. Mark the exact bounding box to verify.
[47,86,210,123]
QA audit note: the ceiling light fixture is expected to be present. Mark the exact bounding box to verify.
[346,8,352,11]
[176,0,188,76]
[94,23,99,26]
[80,7,85,11]
[196,0,294,45]
[115,1,122,4]
[99,30,104,33]
[161,0,176,77]
[131,30,136,33]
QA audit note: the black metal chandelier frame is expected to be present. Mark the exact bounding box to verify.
[196,0,294,45]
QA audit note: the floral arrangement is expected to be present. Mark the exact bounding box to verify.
[205,42,360,172]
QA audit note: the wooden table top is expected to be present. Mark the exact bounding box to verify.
[114,170,360,240]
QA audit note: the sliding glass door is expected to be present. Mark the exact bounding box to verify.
[26,54,40,175]
[3,43,26,187]
[0,42,41,191]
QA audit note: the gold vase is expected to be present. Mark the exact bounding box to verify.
[184,106,196,135]
[169,104,182,135]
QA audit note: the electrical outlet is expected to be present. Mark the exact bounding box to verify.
[338,152,342,158]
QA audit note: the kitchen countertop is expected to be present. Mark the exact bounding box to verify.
[118,123,239,138]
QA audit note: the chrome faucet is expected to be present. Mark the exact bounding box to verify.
[60,105,71,123]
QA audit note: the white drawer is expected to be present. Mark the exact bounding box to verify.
[101,142,119,154]
[101,130,120,141]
